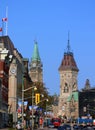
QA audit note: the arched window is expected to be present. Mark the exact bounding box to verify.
[64,83,69,93]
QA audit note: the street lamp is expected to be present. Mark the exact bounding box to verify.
[45,99,49,118]
[31,87,37,130]
[22,86,37,130]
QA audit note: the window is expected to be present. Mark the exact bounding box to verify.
[64,83,69,93]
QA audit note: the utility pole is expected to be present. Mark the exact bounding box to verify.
[22,86,37,130]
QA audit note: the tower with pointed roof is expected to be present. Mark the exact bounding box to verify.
[58,34,79,118]
[29,41,43,82]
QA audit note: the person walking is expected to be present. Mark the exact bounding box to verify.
[39,117,43,129]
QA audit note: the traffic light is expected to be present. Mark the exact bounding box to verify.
[35,93,40,105]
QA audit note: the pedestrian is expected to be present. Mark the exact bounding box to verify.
[27,126,31,130]
[39,117,43,129]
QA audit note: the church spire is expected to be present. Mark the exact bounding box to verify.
[67,31,70,52]
[31,40,41,62]
[84,79,91,90]
[29,40,43,82]
[59,32,79,72]
[67,31,71,53]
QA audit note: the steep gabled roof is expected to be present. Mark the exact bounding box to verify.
[59,52,79,71]
[59,34,79,72]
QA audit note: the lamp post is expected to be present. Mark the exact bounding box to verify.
[22,86,37,130]
[45,99,48,118]
[32,89,34,130]
[36,98,48,127]
[31,87,37,130]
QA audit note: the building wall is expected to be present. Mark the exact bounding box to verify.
[0,59,9,128]
[52,105,58,117]
[0,36,24,124]
[30,67,43,82]
[58,69,78,118]
[79,90,95,118]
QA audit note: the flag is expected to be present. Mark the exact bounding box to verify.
[2,17,8,21]
[0,28,2,31]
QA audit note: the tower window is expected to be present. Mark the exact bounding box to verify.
[64,83,69,93]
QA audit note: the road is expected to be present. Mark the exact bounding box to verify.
[0,127,58,130]
[37,128,57,130]
[44,128,57,130]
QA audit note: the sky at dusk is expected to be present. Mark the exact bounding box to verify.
[0,0,95,95]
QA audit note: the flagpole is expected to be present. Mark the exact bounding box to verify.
[2,20,4,36]
[6,6,8,35]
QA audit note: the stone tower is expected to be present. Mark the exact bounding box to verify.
[29,41,43,82]
[58,35,79,119]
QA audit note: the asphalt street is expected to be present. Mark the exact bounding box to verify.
[37,128,57,130]
[35,127,57,130]
[0,128,58,130]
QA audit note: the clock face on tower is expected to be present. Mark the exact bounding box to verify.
[10,67,16,74]
[32,63,36,67]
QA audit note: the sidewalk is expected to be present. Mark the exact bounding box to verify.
[0,127,48,130]
[0,128,8,130]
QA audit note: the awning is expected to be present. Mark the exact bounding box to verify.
[0,109,7,113]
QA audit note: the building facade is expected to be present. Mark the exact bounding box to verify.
[58,37,79,119]
[0,36,31,127]
[0,36,14,127]
[79,79,95,118]
[0,55,9,127]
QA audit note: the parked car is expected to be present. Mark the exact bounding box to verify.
[58,126,64,130]
[48,122,54,128]
[82,125,94,130]
[51,118,61,127]
[73,124,79,129]
[58,124,71,130]
[73,124,84,130]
